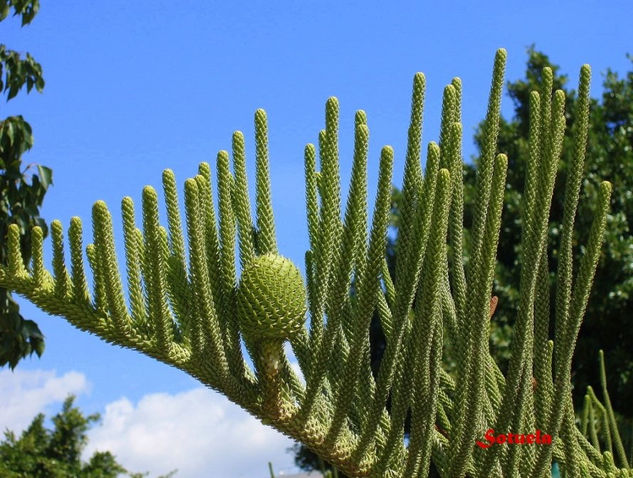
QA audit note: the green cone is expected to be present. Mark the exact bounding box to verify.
[237,253,306,340]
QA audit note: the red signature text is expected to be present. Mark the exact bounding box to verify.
[476,429,552,449]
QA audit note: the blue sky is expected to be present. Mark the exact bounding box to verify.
[2,1,631,476]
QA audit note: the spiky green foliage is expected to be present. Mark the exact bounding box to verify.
[0,50,626,477]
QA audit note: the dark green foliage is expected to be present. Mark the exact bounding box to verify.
[0,45,44,101]
[473,47,633,416]
[0,396,131,477]
[0,0,51,368]
[0,0,39,26]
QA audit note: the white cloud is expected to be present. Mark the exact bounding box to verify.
[85,387,300,478]
[0,368,89,434]
[0,368,300,477]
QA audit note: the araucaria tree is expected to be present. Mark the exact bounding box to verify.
[0,50,628,477]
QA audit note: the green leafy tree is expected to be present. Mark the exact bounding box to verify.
[472,47,633,416]
[0,395,169,477]
[0,0,52,368]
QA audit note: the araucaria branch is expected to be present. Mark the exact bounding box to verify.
[0,49,626,477]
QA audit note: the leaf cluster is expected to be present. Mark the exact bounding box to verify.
[0,395,152,477]
[0,0,50,369]
[0,44,44,101]
[0,0,39,26]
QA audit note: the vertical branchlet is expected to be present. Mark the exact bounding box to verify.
[184,179,206,357]
[92,202,130,333]
[184,177,230,384]
[30,225,45,287]
[255,108,278,254]
[522,90,543,235]
[352,110,369,263]
[482,87,566,475]
[467,48,506,291]
[508,79,570,476]
[395,73,426,291]
[445,121,467,336]
[321,118,369,444]
[308,98,341,356]
[325,146,392,460]
[452,51,505,476]
[6,224,26,279]
[353,143,441,464]
[305,143,319,252]
[142,186,174,355]
[438,84,457,171]
[302,116,369,429]
[538,68,554,179]
[301,249,317,367]
[68,217,90,304]
[381,260,395,312]
[532,180,612,476]
[526,89,551,430]
[195,164,222,315]
[162,169,188,283]
[391,168,451,477]
[407,318,446,478]
[554,65,591,362]
[324,99,341,209]
[505,365,536,475]
[158,226,171,288]
[375,281,427,471]
[51,220,71,299]
[331,119,368,317]
[581,392,590,437]
[407,73,425,187]
[217,150,237,292]
[134,228,146,288]
[232,131,256,269]
[85,243,105,313]
[161,171,190,328]
[385,79,426,410]
[560,398,581,477]
[599,350,629,468]
[451,77,462,123]
[121,198,146,326]
[317,130,327,204]
[586,390,601,451]
[515,366,539,475]
[533,241,553,426]
[588,384,613,454]
[449,154,507,477]
[217,150,246,381]
[304,143,320,365]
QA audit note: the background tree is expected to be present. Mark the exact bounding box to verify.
[468,47,633,416]
[0,395,176,477]
[0,0,52,368]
